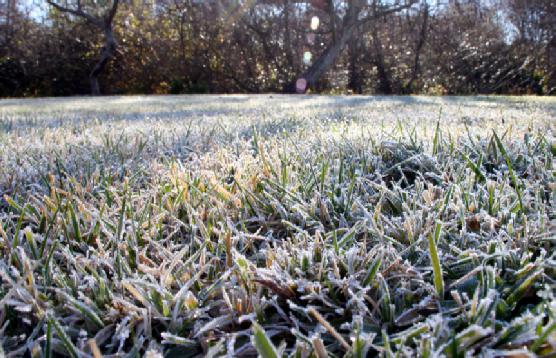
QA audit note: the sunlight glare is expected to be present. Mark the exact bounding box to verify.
[310,16,320,31]
[295,78,307,93]
[303,51,312,65]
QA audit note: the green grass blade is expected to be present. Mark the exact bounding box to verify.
[48,314,79,358]
[461,152,486,183]
[428,233,444,299]
[44,318,52,358]
[432,119,440,155]
[251,321,279,358]
[362,257,381,287]
[493,131,523,212]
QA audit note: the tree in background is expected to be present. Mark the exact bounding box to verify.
[285,0,418,93]
[0,0,553,96]
[506,0,555,94]
[46,0,120,95]
[0,0,32,95]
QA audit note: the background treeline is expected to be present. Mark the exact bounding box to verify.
[0,0,554,97]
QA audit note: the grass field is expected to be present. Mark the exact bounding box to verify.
[0,95,555,357]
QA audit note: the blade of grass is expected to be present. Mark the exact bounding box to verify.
[362,257,381,287]
[493,131,523,212]
[428,233,444,299]
[48,314,79,358]
[251,321,279,358]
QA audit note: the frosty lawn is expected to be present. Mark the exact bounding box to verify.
[0,95,555,357]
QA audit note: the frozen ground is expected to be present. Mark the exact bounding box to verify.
[0,95,555,357]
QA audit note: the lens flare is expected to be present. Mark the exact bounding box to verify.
[295,78,307,93]
[310,16,320,30]
[303,51,312,65]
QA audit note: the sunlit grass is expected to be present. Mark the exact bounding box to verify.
[0,95,555,356]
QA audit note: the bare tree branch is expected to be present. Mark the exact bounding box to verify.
[359,0,419,25]
[45,0,120,94]
[45,0,102,27]
[106,0,119,24]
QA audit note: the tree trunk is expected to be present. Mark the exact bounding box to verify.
[347,26,363,94]
[89,27,116,95]
[46,0,120,95]
[284,0,415,93]
[403,4,428,94]
[284,0,363,93]
[547,35,556,94]
[283,0,294,71]
[284,22,358,93]
[372,26,393,94]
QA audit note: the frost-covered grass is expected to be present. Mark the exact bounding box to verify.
[0,95,555,357]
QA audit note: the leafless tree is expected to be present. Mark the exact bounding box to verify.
[285,0,418,93]
[2,0,551,96]
[46,0,120,95]
[403,2,428,93]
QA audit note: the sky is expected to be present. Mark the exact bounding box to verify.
[19,0,46,20]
